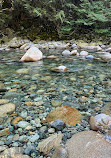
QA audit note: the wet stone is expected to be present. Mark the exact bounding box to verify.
[0,141,4,146]
[0,103,16,117]
[17,121,30,128]
[51,100,62,107]
[45,106,81,126]
[12,117,23,125]
[51,120,66,131]
[12,142,19,147]
[20,111,28,118]
[0,117,4,124]
[5,140,13,146]
[1,147,24,157]
[62,132,72,142]
[24,146,35,155]
[29,133,39,143]
[39,126,48,133]
[48,128,55,134]
[0,128,10,137]
[0,145,8,152]
[16,68,30,74]
[0,99,9,104]
[18,136,28,143]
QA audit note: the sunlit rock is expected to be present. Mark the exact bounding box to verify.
[16,68,30,74]
[20,43,33,50]
[52,146,68,158]
[47,55,58,59]
[70,50,78,56]
[1,147,24,157]
[55,43,70,49]
[105,47,111,52]
[79,45,102,52]
[20,47,43,62]
[38,133,63,155]
[0,103,16,117]
[66,131,111,158]
[51,66,68,72]
[80,51,88,56]
[44,106,81,126]
[100,53,111,60]
[71,43,77,48]
[90,114,111,131]
[85,55,94,60]
[62,50,71,56]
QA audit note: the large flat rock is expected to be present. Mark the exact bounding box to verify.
[66,131,111,158]
[0,103,15,117]
[45,106,81,125]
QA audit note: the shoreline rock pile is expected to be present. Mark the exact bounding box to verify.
[0,37,111,64]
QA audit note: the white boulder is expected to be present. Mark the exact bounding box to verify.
[70,50,78,56]
[101,53,111,60]
[80,51,88,56]
[62,50,71,56]
[105,47,111,52]
[20,47,43,62]
[90,113,111,131]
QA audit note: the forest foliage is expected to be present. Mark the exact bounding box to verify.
[0,0,111,40]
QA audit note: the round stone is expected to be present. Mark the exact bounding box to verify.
[17,121,30,128]
[48,128,55,134]
[20,111,28,118]
[45,106,81,126]
[80,51,88,56]
[62,50,71,56]
[66,131,111,158]
[51,120,66,131]
[85,55,94,59]
[29,133,39,143]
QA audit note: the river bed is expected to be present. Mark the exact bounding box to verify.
[0,48,111,157]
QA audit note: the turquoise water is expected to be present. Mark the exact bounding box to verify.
[0,49,111,115]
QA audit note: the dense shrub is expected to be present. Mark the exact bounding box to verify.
[0,0,111,40]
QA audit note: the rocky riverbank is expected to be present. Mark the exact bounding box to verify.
[0,37,111,61]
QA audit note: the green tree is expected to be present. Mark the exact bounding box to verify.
[0,0,111,40]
